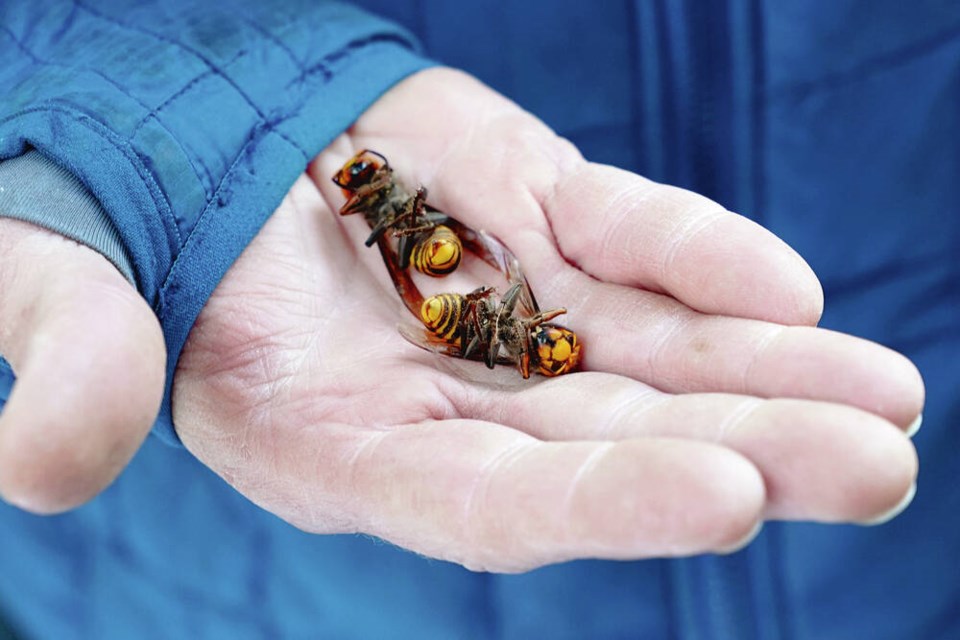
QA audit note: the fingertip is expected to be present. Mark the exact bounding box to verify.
[758,225,824,327]
[791,253,825,327]
[692,445,766,553]
[751,328,926,429]
[848,345,925,430]
[716,520,764,555]
[906,413,923,438]
[822,412,919,523]
[859,426,919,522]
[857,481,917,526]
[678,214,824,326]
[892,358,926,431]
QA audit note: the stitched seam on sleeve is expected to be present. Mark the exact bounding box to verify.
[129,45,251,141]
[0,24,157,111]
[0,25,152,113]
[290,33,418,86]
[0,103,183,249]
[130,67,221,195]
[73,0,311,160]
[129,71,214,140]
[239,15,305,73]
[156,125,269,314]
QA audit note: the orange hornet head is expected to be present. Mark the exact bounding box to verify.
[332,149,389,197]
[532,324,581,376]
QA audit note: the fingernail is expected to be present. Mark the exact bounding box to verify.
[716,520,763,555]
[859,482,917,526]
[906,413,923,438]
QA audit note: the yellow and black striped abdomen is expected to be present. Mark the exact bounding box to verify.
[412,225,462,277]
[420,293,464,343]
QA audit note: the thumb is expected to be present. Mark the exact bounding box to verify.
[0,219,165,513]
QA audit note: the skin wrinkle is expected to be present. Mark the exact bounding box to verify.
[741,325,787,396]
[248,406,284,492]
[184,392,264,471]
[282,426,360,534]
[561,441,616,552]
[646,310,699,388]
[283,303,324,391]
[519,185,570,272]
[178,348,289,464]
[714,397,764,442]
[595,389,669,441]
[428,380,462,422]
[594,181,661,279]
[459,438,538,554]
[525,148,582,244]
[343,429,392,528]
[258,343,288,421]
[180,325,290,405]
[181,244,385,422]
[658,207,729,290]
[431,374,473,422]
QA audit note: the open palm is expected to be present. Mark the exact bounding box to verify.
[0,69,922,572]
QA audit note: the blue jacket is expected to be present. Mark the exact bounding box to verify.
[1,1,958,638]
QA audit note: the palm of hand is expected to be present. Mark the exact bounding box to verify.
[170,69,921,571]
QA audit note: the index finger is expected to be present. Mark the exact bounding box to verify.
[538,162,824,326]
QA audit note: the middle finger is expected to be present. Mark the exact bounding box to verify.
[446,370,918,524]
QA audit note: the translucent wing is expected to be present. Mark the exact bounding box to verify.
[376,235,426,318]
[398,322,465,358]
[444,220,540,315]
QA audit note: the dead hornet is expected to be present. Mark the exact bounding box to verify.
[332,149,461,277]
[390,228,582,378]
[413,284,581,378]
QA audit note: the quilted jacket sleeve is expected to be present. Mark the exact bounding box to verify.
[0,0,432,445]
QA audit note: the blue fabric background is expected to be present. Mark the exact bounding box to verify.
[1,0,958,638]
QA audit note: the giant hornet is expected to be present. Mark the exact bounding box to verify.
[414,283,581,378]
[332,149,462,277]
[384,224,582,378]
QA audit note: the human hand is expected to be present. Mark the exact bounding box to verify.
[0,68,923,572]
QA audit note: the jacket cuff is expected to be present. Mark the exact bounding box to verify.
[0,2,434,446]
[0,150,136,284]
